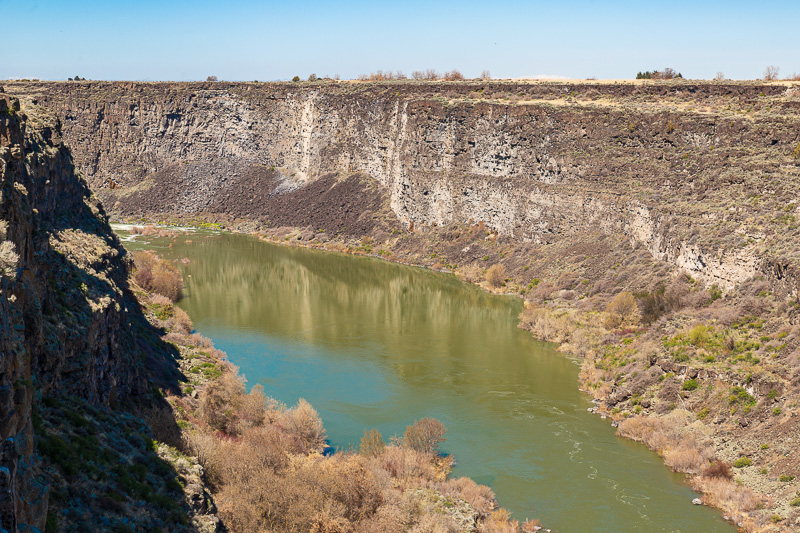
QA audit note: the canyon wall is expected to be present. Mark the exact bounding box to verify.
[0,92,144,531]
[9,81,800,293]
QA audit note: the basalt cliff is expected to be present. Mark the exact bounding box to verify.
[8,80,800,295]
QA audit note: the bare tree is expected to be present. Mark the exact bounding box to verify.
[443,69,464,81]
[714,71,725,81]
[480,70,491,79]
[206,75,218,82]
[652,67,681,80]
[764,65,780,81]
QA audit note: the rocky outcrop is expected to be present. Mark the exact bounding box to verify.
[8,81,800,295]
[0,92,144,531]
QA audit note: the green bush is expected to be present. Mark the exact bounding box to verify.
[154,303,174,321]
[779,475,795,482]
[688,324,712,347]
[733,457,752,468]
[729,386,755,406]
[709,284,722,302]
[682,379,699,391]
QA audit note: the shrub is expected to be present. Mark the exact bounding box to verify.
[443,69,464,81]
[169,306,193,334]
[404,417,446,455]
[0,240,19,277]
[377,445,437,481]
[133,250,183,301]
[605,292,640,328]
[709,284,722,302]
[356,70,408,81]
[688,324,712,347]
[456,263,482,283]
[522,519,541,533]
[733,457,752,468]
[478,509,518,533]
[779,475,795,482]
[307,73,318,82]
[485,264,506,287]
[691,475,761,514]
[703,460,733,480]
[682,379,699,391]
[411,69,440,80]
[360,429,385,458]
[664,444,706,473]
[518,306,575,344]
[792,143,800,160]
[729,386,755,406]
[206,75,218,82]
[635,284,683,323]
[292,76,300,82]
[280,399,327,454]
[200,372,246,433]
[436,476,497,516]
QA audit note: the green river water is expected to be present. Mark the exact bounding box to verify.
[120,227,733,532]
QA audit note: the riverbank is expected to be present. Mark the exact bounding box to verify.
[118,216,799,531]
[129,248,533,532]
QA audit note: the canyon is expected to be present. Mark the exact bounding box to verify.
[3,78,800,531]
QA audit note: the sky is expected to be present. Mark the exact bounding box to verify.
[3,0,799,81]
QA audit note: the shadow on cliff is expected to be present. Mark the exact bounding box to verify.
[32,205,206,530]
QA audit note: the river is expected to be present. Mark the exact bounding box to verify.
[119,226,732,532]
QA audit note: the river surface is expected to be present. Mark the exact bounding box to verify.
[120,227,732,532]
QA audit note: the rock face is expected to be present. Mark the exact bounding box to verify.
[8,81,800,295]
[0,92,144,531]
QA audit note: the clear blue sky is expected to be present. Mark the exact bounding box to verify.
[3,0,798,81]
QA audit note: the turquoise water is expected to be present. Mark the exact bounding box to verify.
[122,228,732,532]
